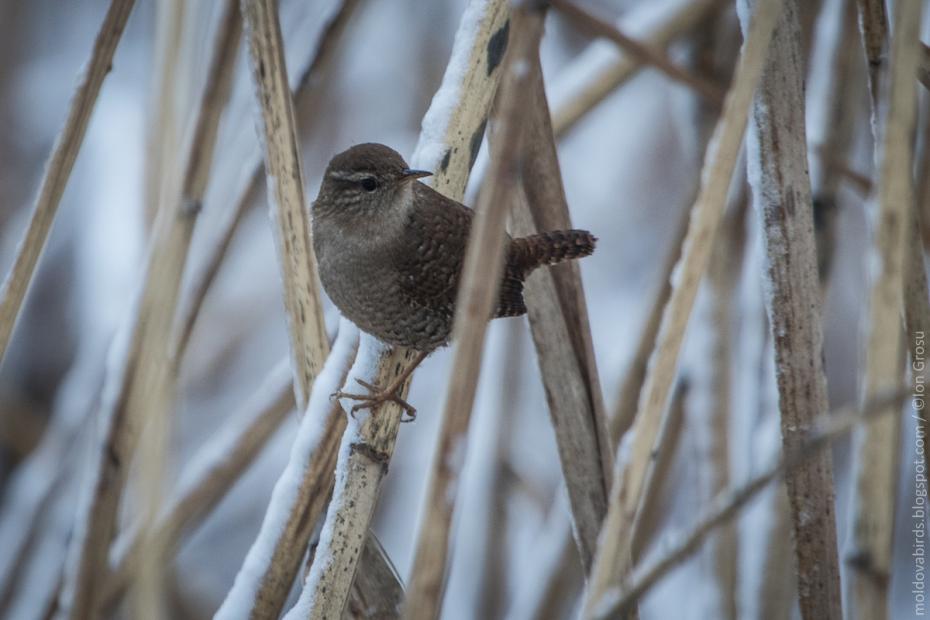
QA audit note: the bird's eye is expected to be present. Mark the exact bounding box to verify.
[360,177,378,192]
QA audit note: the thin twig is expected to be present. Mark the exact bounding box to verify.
[0,0,135,367]
[846,2,923,618]
[550,0,725,137]
[593,389,909,619]
[551,0,726,106]
[579,2,785,616]
[286,1,512,617]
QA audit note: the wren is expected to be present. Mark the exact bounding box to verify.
[311,143,596,417]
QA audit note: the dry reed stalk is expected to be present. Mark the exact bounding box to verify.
[579,2,785,616]
[700,195,746,620]
[593,388,909,619]
[503,38,612,571]
[551,0,726,106]
[144,0,183,231]
[402,10,545,618]
[285,1,512,617]
[135,3,242,614]
[214,323,366,620]
[607,4,736,447]
[0,0,135,368]
[102,359,293,607]
[551,0,725,137]
[846,1,924,618]
[739,1,842,616]
[172,0,361,360]
[241,0,328,407]
[56,2,240,616]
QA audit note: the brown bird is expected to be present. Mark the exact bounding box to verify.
[312,143,595,417]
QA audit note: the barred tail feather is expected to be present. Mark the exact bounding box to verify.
[509,229,597,275]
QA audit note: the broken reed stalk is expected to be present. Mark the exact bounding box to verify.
[402,9,545,619]
[846,1,923,618]
[286,1,512,617]
[593,388,909,620]
[0,0,135,368]
[579,1,785,616]
[102,359,293,607]
[505,34,612,570]
[172,0,361,360]
[56,2,240,617]
[551,0,725,106]
[551,0,725,138]
[739,1,843,617]
[241,0,328,407]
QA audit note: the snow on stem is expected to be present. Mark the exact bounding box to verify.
[215,320,357,620]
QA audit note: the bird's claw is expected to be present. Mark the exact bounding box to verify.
[331,378,417,422]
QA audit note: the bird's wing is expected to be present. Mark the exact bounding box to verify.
[394,183,473,316]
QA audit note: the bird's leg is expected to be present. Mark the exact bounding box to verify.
[333,350,429,421]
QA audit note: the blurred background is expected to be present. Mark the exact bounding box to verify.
[0,0,926,618]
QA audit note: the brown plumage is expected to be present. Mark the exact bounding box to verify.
[312,143,596,353]
[313,143,596,416]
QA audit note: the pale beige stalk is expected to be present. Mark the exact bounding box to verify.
[579,1,785,616]
[846,1,924,618]
[0,0,135,368]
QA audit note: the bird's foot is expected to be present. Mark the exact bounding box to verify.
[332,378,417,422]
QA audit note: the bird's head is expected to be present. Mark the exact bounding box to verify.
[315,143,431,219]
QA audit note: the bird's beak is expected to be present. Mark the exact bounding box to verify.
[401,168,432,180]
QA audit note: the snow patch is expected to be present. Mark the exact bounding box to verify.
[214,319,359,620]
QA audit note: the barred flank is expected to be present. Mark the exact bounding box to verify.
[509,229,597,274]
